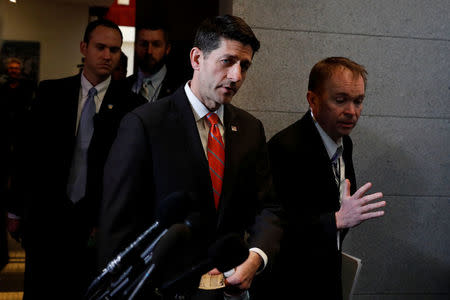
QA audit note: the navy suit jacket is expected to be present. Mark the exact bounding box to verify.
[15,74,145,299]
[268,111,356,299]
[99,86,284,295]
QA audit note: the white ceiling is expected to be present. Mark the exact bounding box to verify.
[49,0,114,7]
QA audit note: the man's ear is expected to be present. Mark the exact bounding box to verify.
[306,90,316,108]
[190,47,202,71]
[165,43,171,56]
[80,41,88,57]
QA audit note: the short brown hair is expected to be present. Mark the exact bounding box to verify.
[83,19,122,44]
[194,15,260,57]
[308,57,367,94]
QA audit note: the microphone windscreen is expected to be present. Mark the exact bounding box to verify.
[156,192,192,227]
[207,234,249,272]
[152,223,192,264]
[183,212,213,237]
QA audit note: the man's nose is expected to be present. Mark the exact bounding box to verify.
[228,64,242,82]
[103,49,112,60]
[344,102,357,116]
[147,45,153,55]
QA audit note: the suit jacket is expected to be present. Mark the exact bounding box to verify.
[267,111,356,300]
[17,74,145,300]
[99,86,284,299]
[126,66,183,102]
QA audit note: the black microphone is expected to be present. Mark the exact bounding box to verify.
[86,192,192,298]
[125,222,194,299]
[159,233,249,293]
[113,213,207,299]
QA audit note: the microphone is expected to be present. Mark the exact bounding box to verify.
[159,233,249,294]
[102,214,207,299]
[86,191,192,298]
[125,223,194,299]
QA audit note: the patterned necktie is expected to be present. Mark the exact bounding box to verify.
[331,146,343,187]
[67,87,97,203]
[140,79,154,102]
[206,112,225,210]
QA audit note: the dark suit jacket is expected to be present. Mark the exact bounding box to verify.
[126,66,183,102]
[99,86,283,299]
[16,74,145,300]
[267,111,356,300]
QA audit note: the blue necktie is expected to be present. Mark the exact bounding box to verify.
[67,87,97,203]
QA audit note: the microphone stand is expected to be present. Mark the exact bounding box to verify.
[127,263,156,300]
[85,221,160,298]
[87,227,168,300]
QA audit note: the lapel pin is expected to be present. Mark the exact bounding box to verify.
[231,125,238,132]
[107,104,114,110]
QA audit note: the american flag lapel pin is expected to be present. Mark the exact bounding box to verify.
[231,125,238,132]
[107,104,114,110]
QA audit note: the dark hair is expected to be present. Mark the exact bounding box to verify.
[83,19,123,44]
[119,51,128,67]
[193,15,260,57]
[136,20,170,43]
[308,57,368,94]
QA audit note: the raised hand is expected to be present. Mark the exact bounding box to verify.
[335,180,386,229]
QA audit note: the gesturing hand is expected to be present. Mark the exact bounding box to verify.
[335,180,386,229]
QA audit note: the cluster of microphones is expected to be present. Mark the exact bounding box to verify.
[85,192,249,300]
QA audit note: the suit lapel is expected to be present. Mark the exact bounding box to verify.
[98,80,117,114]
[158,76,173,99]
[67,74,82,143]
[343,136,356,194]
[172,88,215,211]
[303,112,340,202]
[216,104,240,225]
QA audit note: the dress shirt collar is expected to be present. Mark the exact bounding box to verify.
[184,81,224,124]
[310,110,343,160]
[134,65,167,92]
[80,72,110,102]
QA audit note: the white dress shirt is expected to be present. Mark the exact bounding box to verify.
[311,111,345,250]
[76,74,111,134]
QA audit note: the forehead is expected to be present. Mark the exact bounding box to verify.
[89,25,122,45]
[208,38,253,61]
[8,62,21,68]
[325,66,365,95]
[137,29,166,41]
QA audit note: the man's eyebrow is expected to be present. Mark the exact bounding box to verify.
[220,54,237,59]
[333,92,365,99]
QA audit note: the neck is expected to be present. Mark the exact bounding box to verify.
[82,70,107,87]
[189,79,220,112]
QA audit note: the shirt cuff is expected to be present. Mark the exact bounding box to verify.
[249,247,268,273]
[8,212,21,220]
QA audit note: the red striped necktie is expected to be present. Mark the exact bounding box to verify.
[206,112,225,210]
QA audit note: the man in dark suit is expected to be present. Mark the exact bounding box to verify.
[10,19,145,300]
[99,15,284,300]
[1,57,36,243]
[268,57,386,299]
[127,21,184,102]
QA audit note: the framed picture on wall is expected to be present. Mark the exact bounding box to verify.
[0,40,40,84]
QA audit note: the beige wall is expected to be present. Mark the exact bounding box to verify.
[0,0,89,81]
[232,0,450,299]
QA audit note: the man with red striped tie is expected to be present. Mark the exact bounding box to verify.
[99,15,283,300]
